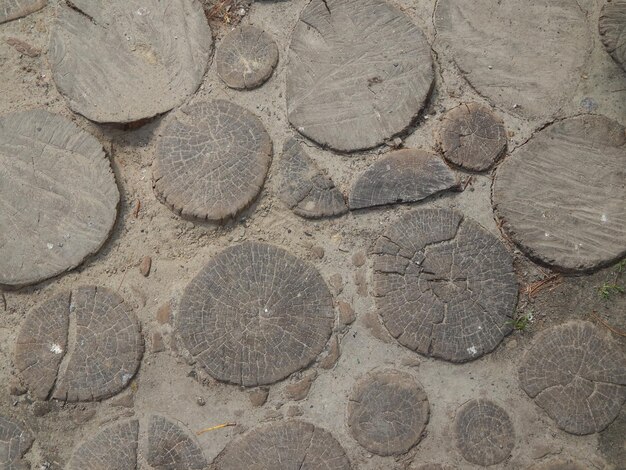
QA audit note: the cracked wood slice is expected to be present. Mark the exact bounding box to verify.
[348,149,459,210]
[216,25,279,89]
[493,115,626,273]
[435,0,590,119]
[153,100,272,221]
[49,0,212,123]
[437,102,507,171]
[372,208,518,362]
[347,369,430,456]
[0,0,45,24]
[600,0,626,71]
[519,321,626,435]
[68,419,139,470]
[286,0,434,152]
[147,414,207,469]
[277,138,347,218]
[0,109,119,287]
[15,286,144,402]
[0,416,33,470]
[177,242,334,386]
[215,420,351,469]
[454,399,515,466]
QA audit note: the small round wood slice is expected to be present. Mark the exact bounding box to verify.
[0,0,45,24]
[493,115,626,272]
[435,0,590,119]
[287,0,434,152]
[277,138,347,218]
[216,25,279,90]
[153,100,272,221]
[215,421,351,469]
[437,102,507,171]
[454,399,515,466]
[49,0,212,123]
[177,242,334,386]
[0,109,119,287]
[348,370,429,456]
[348,149,459,210]
[15,286,143,402]
[519,321,626,435]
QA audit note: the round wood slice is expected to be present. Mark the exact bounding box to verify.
[493,115,626,272]
[0,109,119,286]
[49,0,212,123]
[286,0,434,152]
[435,0,590,119]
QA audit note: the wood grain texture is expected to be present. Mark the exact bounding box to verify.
[349,149,459,210]
[277,138,347,218]
[0,0,45,24]
[435,0,590,119]
[49,0,212,123]
[493,115,626,272]
[0,110,119,286]
[599,0,626,71]
[286,0,434,152]
[153,100,272,222]
[216,25,279,90]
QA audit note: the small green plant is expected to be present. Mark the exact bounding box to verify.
[598,283,625,300]
[508,309,534,331]
[615,259,626,275]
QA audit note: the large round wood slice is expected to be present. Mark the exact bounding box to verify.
[215,421,351,469]
[493,115,626,272]
[0,0,45,24]
[153,100,272,221]
[372,208,518,362]
[177,242,334,386]
[277,138,347,218]
[216,25,279,90]
[519,321,626,435]
[454,399,515,466]
[348,149,459,210]
[49,0,212,123]
[435,0,590,119]
[599,0,626,71]
[347,370,429,456]
[286,0,434,152]
[68,420,139,470]
[0,416,33,469]
[437,103,507,172]
[15,286,144,402]
[0,110,119,287]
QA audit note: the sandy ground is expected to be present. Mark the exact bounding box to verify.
[0,0,625,468]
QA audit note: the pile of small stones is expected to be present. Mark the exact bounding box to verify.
[0,0,624,468]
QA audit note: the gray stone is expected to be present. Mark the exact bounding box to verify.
[0,0,45,24]
[68,419,138,470]
[0,416,33,470]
